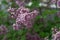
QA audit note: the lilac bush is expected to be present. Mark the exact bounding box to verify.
[0,0,60,40]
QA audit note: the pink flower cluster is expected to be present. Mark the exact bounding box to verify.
[0,25,8,35]
[51,0,56,4]
[15,0,25,6]
[8,7,39,30]
[26,32,42,40]
[52,27,59,34]
[57,11,60,18]
[53,31,60,40]
[57,0,60,8]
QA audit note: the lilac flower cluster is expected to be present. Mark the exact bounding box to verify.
[52,27,60,40]
[0,25,8,35]
[57,0,60,8]
[53,31,60,40]
[15,0,25,6]
[8,6,39,30]
[51,0,56,4]
[57,11,60,18]
[26,32,43,40]
[52,27,59,34]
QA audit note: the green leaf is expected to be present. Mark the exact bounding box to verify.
[42,9,57,18]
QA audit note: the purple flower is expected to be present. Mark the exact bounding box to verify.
[26,32,42,40]
[8,6,39,29]
[57,0,60,8]
[51,27,59,34]
[16,7,30,14]
[51,0,56,4]
[16,8,38,29]
[32,34,40,40]
[8,7,16,12]
[0,25,8,35]
[15,0,25,6]
[57,11,60,18]
[53,31,60,40]
[13,23,22,30]
[8,7,17,18]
